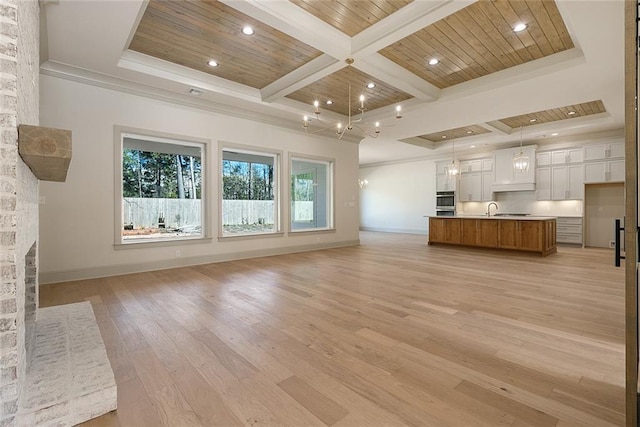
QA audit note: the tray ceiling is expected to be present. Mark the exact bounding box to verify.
[498,100,607,129]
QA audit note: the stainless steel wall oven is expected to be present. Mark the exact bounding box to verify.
[436,191,456,216]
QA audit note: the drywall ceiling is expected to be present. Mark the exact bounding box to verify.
[40,0,624,166]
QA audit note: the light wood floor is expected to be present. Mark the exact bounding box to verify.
[40,232,625,426]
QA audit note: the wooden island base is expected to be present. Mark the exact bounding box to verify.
[428,216,557,256]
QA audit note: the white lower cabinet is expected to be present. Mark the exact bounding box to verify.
[556,217,583,245]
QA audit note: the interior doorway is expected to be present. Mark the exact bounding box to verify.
[584,183,624,248]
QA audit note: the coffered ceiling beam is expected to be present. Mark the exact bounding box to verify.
[118,50,260,101]
[355,55,440,102]
[351,0,475,57]
[220,0,351,59]
[260,55,343,103]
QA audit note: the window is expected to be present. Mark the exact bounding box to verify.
[221,147,279,236]
[118,132,207,244]
[290,156,333,231]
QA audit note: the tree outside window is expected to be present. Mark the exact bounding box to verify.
[121,136,204,242]
[221,148,279,235]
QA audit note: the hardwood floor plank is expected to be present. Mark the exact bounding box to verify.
[39,232,623,427]
[277,375,349,426]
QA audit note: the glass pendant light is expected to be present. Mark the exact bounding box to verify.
[513,125,530,173]
[445,139,460,177]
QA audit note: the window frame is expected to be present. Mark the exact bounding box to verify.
[218,141,283,239]
[288,153,335,234]
[114,126,212,248]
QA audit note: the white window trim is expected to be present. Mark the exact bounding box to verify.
[218,141,283,239]
[113,125,212,247]
[288,152,335,233]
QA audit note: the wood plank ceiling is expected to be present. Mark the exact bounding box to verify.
[289,0,414,37]
[498,100,607,129]
[128,0,582,140]
[379,0,574,89]
[418,125,492,143]
[413,100,607,145]
[129,0,323,89]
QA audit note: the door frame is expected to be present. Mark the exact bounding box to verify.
[624,1,638,424]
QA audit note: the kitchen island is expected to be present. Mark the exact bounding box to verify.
[428,216,557,256]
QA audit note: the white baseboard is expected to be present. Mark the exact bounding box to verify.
[359,227,428,235]
[39,240,360,285]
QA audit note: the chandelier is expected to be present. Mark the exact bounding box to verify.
[302,59,402,139]
[445,139,460,177]
[513,125,530,173]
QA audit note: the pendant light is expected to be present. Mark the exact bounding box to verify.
[513,125,530,173]
[445,139,460,177]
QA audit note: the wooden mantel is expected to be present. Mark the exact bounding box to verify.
[18,124,72,182]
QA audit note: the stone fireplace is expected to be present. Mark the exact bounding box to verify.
[0,1,115,425]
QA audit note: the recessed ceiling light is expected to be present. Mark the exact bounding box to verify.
[326,100,333,105]
[529,118,537,122]
[367,82,376,89]
[441,135,447,139]
[470,145,476,148]
[207,60,218,67]
[428,58,439,65]
[513,23,527,32]
[466,130,473,134]
[242,26,254,35]
[568,111,576,115]
[551,132,559,136]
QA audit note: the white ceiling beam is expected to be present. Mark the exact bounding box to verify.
[261,55,344,103]
[118,50,260,101]
[355,54,440,102]
[351,0,476,57]
[483,121,512,135]
[351,0,475,56]
[220,0,351,59]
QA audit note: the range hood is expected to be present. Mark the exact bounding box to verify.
[491,182,536,192]
[491,145,537,192]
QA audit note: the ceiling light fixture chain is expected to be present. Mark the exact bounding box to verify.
[445,138,460,177]
[513,125,530,173]
[302,58,402,140]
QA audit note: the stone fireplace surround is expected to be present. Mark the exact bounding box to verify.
[0,1,116,425]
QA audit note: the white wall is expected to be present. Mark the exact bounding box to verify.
[39,75,360,283]
[359,160,436,234]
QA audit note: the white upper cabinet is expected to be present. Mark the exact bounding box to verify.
[551,164,583,200]
[460,159,482,174]
[435,160,451,175]
[536,167,551,201]
[436,173,456,192]
[537,152,551,167]
[584,159,624,183]
[584,142,624,161]
[458,172,482,202]
[551,148,583,165]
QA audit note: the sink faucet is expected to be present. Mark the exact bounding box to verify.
[487,202,498,217]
